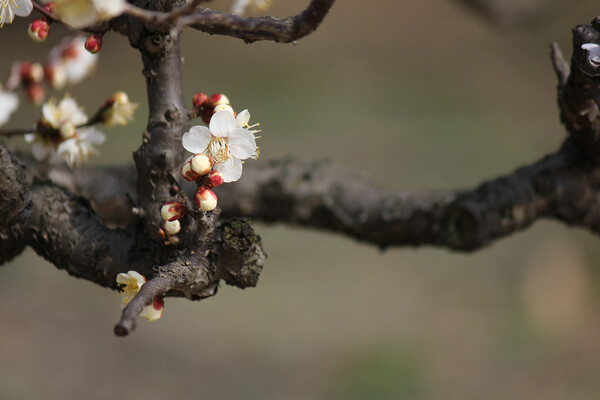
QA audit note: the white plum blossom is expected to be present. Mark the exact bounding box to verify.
[47,36,98,86]
[54,0,127,29]
[52,126,105,167]
[0,86,19,126]
[102,91,138,127]
[0,0,33,27]
[231,0,272,15]
[25,95,105,167]
[182,110,258,183]
[116,271,164,322]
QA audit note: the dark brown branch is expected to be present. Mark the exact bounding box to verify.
[0,127,35,137]
[214,144,586,251]
[35,137,597,253]
[184,0,336,43]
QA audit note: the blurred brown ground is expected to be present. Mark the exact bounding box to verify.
[1,1,600,399]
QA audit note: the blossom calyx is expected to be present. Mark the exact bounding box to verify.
[85,34,103,54]
[160,201,186,222]
[28,19,50,42]
[195,188,218,211]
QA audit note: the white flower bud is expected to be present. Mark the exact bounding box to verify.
[160,201,185,222]
[163,219,181,235]
[214,103,235,116]
[195,188,217,211]
[191,154,213,176]
[59,122,76,139]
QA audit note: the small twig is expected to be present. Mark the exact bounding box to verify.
[123,0,211,30]
[0,127,36,137]
[183,0,336,43]
[32,0,55,21]
[550,42,570,88]
[114,275,171,336]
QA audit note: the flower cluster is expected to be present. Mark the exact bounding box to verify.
[46,36,98,89]
[116,271,164,322]
[24,91,137,167]
[185,93,260,182]
[25,94,106,166]
[169,93,259,231]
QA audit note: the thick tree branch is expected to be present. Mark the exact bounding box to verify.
[35,137,598,253]
[184,0,336,43]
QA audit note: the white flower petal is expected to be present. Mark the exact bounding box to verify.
[182,126,211,153]
[216,157,243,183]
[209,110,237,137]
[235,109,250,127]
[14,0,33,17]
[582,43,600,50]
[0,91,19,126]
[228,128,257,159]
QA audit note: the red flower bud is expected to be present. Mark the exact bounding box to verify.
[195,188,217,211]
[25,83,45,105]
[43,2,55,14]
[209,93,230,106]
[85,34,103,54]
[28,19,50,43]
[20,62,44,84]
[205,170,224,188]
[192,92,208,109]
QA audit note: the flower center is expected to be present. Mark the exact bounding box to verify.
[208,136,230,164]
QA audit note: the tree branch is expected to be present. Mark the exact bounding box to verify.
[184,0,336,43]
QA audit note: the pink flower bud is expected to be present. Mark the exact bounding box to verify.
[160,201,186,222]
[28,19,50,43]
[205,170,224,188]
[25,83,45,105]
[20,62,45,84]
[210,93,230,106]
[85,34,103,54]
[192,92,208,109]
[191,154,213,176]
[195,188,218,211]
[163,219,181,235]
[43,2,55,14]
[181,160,201,182]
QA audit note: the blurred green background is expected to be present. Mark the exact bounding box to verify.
[2,1,600,399]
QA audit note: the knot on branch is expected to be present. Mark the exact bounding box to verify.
[213,218,266,289]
